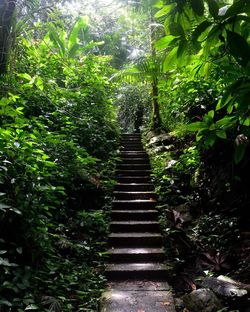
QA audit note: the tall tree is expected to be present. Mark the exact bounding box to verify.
[0,0,16,73]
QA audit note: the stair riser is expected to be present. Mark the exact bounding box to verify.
[120,153,148,158]
[120,158,149,164]
[108,253,165,263]
[115,184,154,191]
[112,201,156,210]
[117,165,151,170]
[120,141,142,144]
[105,270,167,280]
[109,236,162,247]
[110,223,159,232]
[121,133,141,138]
[116,177,152,183]
[120,143,142,147]
[111,212,158,221]
[117,170,151,177]
[114,193,156,200]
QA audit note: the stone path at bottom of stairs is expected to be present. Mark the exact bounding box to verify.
[100,281,175,312]
[100,134,176,312]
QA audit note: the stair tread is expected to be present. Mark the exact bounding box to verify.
[106,263,166,271]
[108,247,164,254]
[110,221,158,225]
[116,183,154,186]
[109,232,161,238]
[111,209,157,213]
[114,191,155,194]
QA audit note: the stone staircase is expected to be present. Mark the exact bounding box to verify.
[105,133,167,281]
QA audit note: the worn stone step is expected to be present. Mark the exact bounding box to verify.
[105,262,168,280]
[116,170,151,177]
[111,209,158,221]
[120,158,149,164]
[108,247,165,263]
[109,232,162,247]
[116,176,152,183]
[113,191,156,200]
[112,199,156,210]
[115,183,154,191]
[110,221,159,232]
[117,164,151,170]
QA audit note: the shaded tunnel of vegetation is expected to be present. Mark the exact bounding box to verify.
[0,0,249,311]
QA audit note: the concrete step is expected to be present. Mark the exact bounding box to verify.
[116,176,152,183]
[115,183,154,191]
[120,158,149,164]
[108,247,165,263]
[109,232,162,247]
[113,191,156,200]
[105,262,168,280]
[116,170,151,177]
[110,221,159,232]
[111,209,158,221]
[117,164,151,170]
[112,199,156,210]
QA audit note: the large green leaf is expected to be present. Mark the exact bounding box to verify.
[68,16,89,50]
[155,4,175,18]
[155,35,175,50]
[186,121,207,131]
[226,30,250,67]
[192,21,212,41]
[190,0,204,16]
[163,47,178,71]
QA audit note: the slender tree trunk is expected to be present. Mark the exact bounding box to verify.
[0,0,16,73]
[150,8,161,130]
[152,79,161,130]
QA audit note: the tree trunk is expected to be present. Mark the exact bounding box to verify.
[0,0,16,73]
[150,8,161,130]
[151,79,161,130]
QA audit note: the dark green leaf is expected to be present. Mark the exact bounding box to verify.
[192,21,212,41]
[216,130,227,139]
[224,0,248,18]
[226,30,250,67]
[206,0,219,18]
[190,0,204,16]
[177,39,187,58]
[234,144,247,164]
[169,23,184,36]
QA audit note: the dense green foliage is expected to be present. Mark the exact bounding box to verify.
[0,7,119,311]
[154,0,250,163]
[1,0,250,310]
